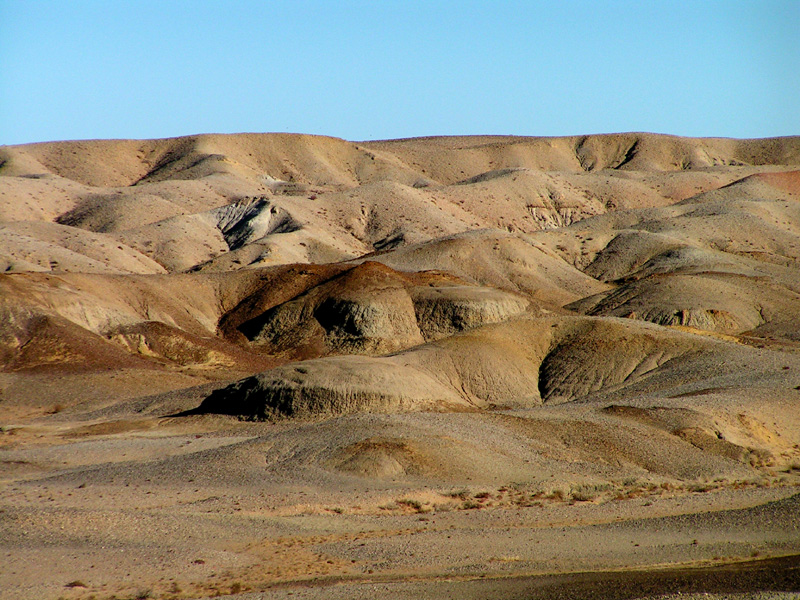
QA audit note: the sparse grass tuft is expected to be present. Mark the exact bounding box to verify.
[570,488,597,502]
[687,483,715,493]
[570,483,612,502]
[396,498,426,512]
[443,488,470,500]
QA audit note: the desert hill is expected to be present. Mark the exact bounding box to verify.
[2,133,798,274]
[1,133,800,600]
[198,314,800,417]
[2,131,799,432]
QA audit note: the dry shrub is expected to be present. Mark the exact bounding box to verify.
[443,488,470,500]
[396,498,426,512]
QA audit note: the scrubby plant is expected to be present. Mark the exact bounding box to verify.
[396,498,425,512]
[443,488,470,500]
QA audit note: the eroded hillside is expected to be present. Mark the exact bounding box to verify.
[2,133,800,600]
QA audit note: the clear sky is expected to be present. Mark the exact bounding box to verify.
[1,1,798,145]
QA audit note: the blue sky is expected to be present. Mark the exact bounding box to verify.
[1,1,798,145]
